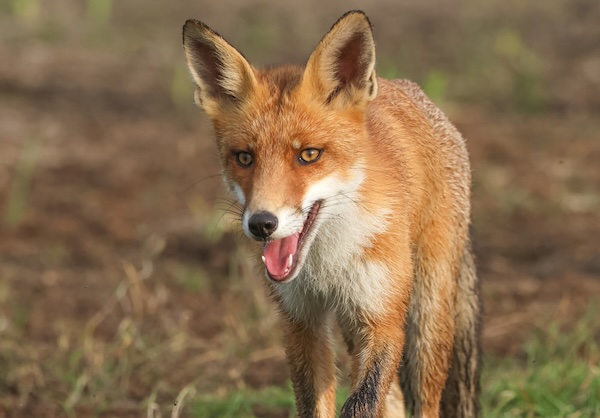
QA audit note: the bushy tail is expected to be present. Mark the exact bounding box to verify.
[441,243,482,418]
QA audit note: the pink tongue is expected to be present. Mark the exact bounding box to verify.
[263,232,300,279]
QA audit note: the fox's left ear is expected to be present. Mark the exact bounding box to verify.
[302,11,377,108]
[183,19,257,116]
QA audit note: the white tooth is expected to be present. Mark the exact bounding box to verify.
[261,255,266,265]
[287,254,293,269]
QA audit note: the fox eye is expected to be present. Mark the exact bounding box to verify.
[298,148,322,165]
[236,151,253,167]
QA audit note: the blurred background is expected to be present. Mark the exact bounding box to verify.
[1,0,599,417]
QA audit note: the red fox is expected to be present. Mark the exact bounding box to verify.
[183,10,481,418]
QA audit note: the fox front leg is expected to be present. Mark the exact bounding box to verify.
[339,310,406,418]
[282,313,337,418]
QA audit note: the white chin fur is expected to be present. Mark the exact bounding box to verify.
[268,167,366,284]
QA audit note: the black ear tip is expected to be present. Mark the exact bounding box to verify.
[184,19,215,35]
[183,19,199,41]
[182,19,225,44]
[344,10,367,17]
[335,10,373,31]
[183,19,199,31]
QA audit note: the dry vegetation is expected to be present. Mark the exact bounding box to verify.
[0,0,599,417]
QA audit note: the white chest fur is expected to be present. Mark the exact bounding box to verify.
[272,196,394,322]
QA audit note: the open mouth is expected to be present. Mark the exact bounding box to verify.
[261,201,321,282]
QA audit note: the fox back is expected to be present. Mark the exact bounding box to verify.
[184,10,480,418]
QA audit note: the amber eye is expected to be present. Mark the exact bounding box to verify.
[236,151,253,167]
[298,148,322,165]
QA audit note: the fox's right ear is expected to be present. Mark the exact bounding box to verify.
[183,20,256,116]
[302,11,377,109]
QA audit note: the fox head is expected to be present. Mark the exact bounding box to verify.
[183,11,378,283]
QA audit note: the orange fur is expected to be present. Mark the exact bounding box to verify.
[183,10,481,418]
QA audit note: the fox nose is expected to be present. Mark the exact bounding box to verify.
[248,211,278,239]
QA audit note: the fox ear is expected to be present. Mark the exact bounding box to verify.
[303,11,377,108]
[183,19,256,115]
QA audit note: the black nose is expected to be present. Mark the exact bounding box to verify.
[248,211,278,239]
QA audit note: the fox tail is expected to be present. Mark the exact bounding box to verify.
[441,241,482,418]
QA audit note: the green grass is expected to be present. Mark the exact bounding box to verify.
[191,313,600,418]
[192,384,351,418]
[193,385,295,418]
[482,312,600,417]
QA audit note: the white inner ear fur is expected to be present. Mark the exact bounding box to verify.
[307,14,378,103]
[322,33,375,81]
[184,26,256,107]
[214,50,254,98]
[366,68,378,101]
